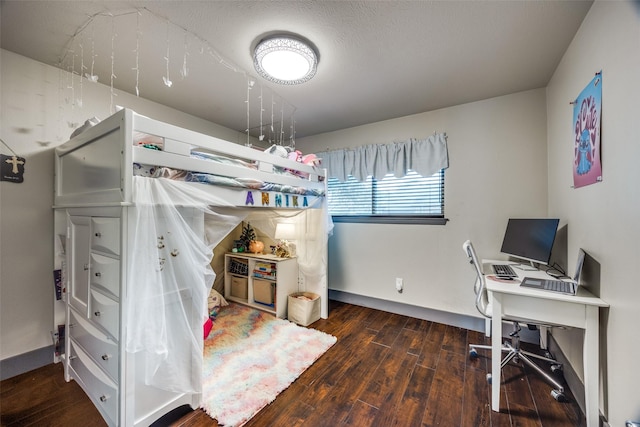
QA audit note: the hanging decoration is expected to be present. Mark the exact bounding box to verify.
[56,7,300,141]
[289,108,297,149]
[279,102,285,146]
[110,13,118,114]
[245,78,255,146]
[258,86,264,141]
[180,30,189,79]
[133,10,141,96]
[68,51,76,108]
[1,138,25,184]
[77,41,84,107]
[270,94,275,145]
[86,22,99,82]
[571,72,602,188]
[163,20,173,87]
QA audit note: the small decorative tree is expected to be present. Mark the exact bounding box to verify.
[239,222,256,251]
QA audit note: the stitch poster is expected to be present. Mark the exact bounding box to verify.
[572,74,602,188]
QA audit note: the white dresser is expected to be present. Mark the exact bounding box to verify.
[66,214,121,425]
[57,207,200,427]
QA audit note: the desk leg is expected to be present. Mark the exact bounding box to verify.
[539,326,549,351]
[491,292,503,412]
[584,305,599,427]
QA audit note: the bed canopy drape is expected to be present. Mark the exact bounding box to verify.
[125,176,332,393]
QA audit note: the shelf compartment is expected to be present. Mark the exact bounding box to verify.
[253,279,275,307]
[230,276,248,300]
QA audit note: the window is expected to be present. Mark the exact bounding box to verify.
[327,169,446,224]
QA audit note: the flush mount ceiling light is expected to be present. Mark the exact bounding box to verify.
[253,35,318,85]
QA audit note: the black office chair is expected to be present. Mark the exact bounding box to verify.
[462,240,566,401]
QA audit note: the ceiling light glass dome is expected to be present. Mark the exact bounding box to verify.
[253,36,318,85]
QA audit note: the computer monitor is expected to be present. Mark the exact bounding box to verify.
[500,218,560,266]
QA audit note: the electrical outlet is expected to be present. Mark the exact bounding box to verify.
[395,278,403,292]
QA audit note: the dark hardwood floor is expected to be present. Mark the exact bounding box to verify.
[1,300,585,426]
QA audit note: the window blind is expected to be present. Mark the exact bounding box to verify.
[327,169,445,217]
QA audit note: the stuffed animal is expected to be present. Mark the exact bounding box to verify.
[288,150,303,162]
[301,153,321,167]
[264,144,288,158]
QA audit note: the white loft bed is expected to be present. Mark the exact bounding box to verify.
[53,109,330,426]
[54,108,326,208]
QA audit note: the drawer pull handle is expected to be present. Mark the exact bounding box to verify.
[101,354,110,361]
[95,232,102,238]
[95,272,101,277]
[99,395,108,402]
[68,323,76,328]
[69,355,77,360]
[94,311,101,317]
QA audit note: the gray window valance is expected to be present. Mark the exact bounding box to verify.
[317,133,448,182]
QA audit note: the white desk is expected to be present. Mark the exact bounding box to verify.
[483,261,608,427]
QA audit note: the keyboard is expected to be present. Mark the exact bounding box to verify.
[492,264,517,278]
[520,277,577,295]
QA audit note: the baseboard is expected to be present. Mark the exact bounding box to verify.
[0,345,53,381]
[328,289,540,341]
[329,289,486,331]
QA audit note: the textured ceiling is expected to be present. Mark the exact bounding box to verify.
[1,1,593,139]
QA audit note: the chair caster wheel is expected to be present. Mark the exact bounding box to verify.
[551,364,563,373]
[551,389,566,402]
[486,373,492,385]
[470,348,478,359]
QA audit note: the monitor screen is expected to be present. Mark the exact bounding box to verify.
[500,218,560,265]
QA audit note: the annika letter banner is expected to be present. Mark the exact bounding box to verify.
[572,74,602,188]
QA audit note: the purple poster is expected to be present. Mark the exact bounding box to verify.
[572,74,602,188]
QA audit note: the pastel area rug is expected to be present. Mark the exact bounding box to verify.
[201,303,337,426]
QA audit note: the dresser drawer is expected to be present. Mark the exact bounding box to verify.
[90,253,120,298]
[91,217,120,256]
[69,340,118,425]
[69,310,119,382]
[90,290,119,339]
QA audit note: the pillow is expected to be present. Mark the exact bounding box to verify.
[208,289,228,320]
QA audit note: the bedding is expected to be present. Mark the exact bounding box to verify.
[133,162,325,197]
[191,150,324,183]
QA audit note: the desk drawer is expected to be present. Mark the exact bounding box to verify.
[91,217,120,256]
[90,289,119,339]
[90,252,120,298]
[69,340,118,425]
[69,310,119,382]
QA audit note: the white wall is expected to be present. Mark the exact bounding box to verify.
[0,49,246,361]
[5,3,636,419]
[546,1,640,424]
[297,88,549,318]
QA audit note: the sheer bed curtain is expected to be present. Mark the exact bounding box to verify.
[318,133,449,182]
[125,176,332,394]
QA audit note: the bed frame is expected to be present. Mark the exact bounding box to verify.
[52,109,328,426]
[54,108,326,208]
